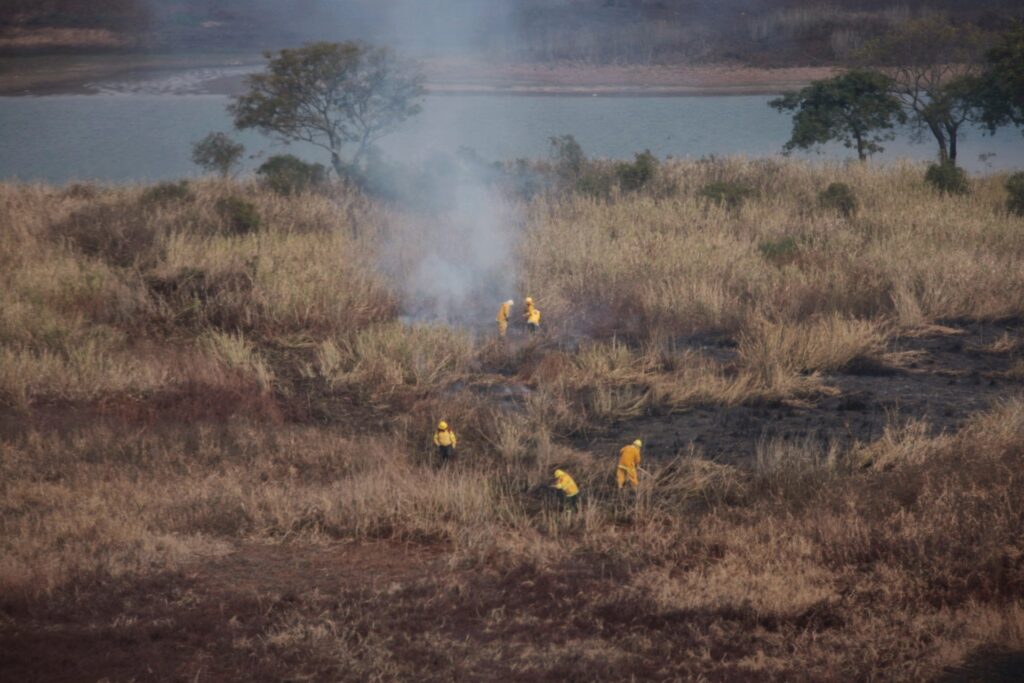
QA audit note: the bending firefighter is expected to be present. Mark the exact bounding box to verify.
[617,439,642,489]
[524,297,541,335]
[496,299,513,338]
[552,469,580,511]
[434,420,457,464]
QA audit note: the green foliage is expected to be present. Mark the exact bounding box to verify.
[758,236,801,267]
[215,197,262,235]
[615,150,658,192]
[818,182,858,217]
[191,132,245,178]
[700,181,757,210]
[257,155,327,196]
[770,70,905,161]
[858,17,986,164]
[1006,172,1024,217]
[976,24,1024,135]
[230,42,424,176]
[549,134,586,186]
[140,181,193,206]
[925,162,969,196]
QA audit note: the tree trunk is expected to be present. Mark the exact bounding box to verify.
[926,118,950,164]
[331,151,345,178]
[946,123,959,163]
[854,132,867,162]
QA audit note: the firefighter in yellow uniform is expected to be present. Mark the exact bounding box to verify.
[496,299,513,337]
[617,439,642,489]
[524,297,541,335]
[433,420,457,464]
[552,469,580,511]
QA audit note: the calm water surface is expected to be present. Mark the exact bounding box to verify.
[0,93,1022,184]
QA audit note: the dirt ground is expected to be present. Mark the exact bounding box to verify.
[0,542,446,682]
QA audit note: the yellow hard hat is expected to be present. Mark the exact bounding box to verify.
[553,469,566,478]
[634,439,643,448]
[525,297,533,304]
[438,420,448,430]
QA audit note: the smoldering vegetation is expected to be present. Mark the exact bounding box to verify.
[4,159,1024,680]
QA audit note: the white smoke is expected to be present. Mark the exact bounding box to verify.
[383,158,521,327]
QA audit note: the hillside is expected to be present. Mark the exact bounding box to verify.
[2,0,1022,65]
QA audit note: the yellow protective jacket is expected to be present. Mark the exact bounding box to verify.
[434,428,457,448]
[496,301,512,323]
[527,307,541,325]
[553,471,579,497]
[618,444,641,470]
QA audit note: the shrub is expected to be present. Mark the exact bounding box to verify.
[62,183,100,200]
[550,134,586,187]
[818,182,858,217]
[924,162,968,196]
[257,155,327,196]
[55,204,159,268]
[758,236,801,267]
[140,181,193,206]
[191,132,245,178]
[215,197,261,235]
[1006,172,1024,217]
[615,150,658,192]
[700,180,757,209]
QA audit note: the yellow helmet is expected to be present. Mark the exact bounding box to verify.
[438,420,448,431]
[634,439,643,448]
[553,469,566,478]
[525,297,534,304]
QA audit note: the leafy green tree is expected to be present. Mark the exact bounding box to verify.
[770,70,905,161]
[229,42,424,177]
[191,132,245,178]
[974,24,1024,135]
[860,17,985,164]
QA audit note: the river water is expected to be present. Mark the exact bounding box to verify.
[0,93,1022,184]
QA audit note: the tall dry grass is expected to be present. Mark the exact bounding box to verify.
[3,161,1024,678]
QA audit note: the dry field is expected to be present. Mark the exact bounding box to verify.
[2,159,1024,680]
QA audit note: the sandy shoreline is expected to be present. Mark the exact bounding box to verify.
[0,54,835,97]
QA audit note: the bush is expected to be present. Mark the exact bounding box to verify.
[215,197,261,235]
[924,162,969,196]
[257,155,327,196]
[615,150,658,192]
[818,182,858,217]
[700,180,757,209]
[191,132,245,178]
[1006,172,1024,217]
[758,236,801,267]
[140,181,193,206]
[550,134,586,187]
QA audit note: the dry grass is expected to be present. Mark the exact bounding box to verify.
[3,161,1024,679]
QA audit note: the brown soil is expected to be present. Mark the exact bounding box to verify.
[0,541,445,683]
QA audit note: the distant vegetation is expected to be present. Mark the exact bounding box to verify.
[3,0,1023,66]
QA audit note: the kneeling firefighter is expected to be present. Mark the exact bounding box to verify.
[552,468,580,511]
